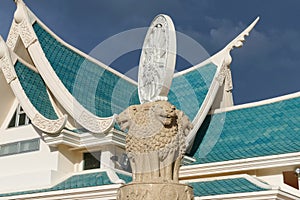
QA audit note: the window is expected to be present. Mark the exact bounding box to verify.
[0,138,40,157]
[83,151,101,170]
[8,104,31,128]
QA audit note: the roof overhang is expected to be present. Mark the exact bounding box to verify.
[180,152,300,179]
[44,129,126,149]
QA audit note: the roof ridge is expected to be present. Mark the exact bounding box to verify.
[211,91,300,114]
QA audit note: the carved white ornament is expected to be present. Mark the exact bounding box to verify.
[32,114,67,135]
[138,14,176,104]
[7,0,36,49]
[0,38,17,83]
[216,61,233,91]
[79,111,115,133]
[6,23,19,49]
[0,56,17,84]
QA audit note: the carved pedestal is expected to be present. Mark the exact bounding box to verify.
[117,182,194,200]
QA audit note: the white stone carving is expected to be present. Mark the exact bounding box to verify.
[6,0,36,49]
[32,114,67,135]
[19,20,36,48]
[216,61,233,91]
[117,101,193,199]
[117,183,194,200]
[0,56,17,84]
[0,37,17,83]
[6,22,19,49]
[117,101,193,183]
[78,111,116,134]
[138,14,176,104]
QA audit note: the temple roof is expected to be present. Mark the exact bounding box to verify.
[189,92,300,164]
[3,0,258,136]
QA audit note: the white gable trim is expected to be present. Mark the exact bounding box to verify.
[186,17,260,148]
[0,37,67,135]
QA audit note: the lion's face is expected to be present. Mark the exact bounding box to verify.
[152,101,177,126]
[117,106,137,131]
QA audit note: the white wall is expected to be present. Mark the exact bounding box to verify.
[0,125,62,193]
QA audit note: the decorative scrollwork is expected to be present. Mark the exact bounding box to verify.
[7,22,19,49]
[7,1,36,49]
[19,20,36,48]
[216,60,233,91]
[0,56,17,84]
[79,111,114,133]
[0,37,17,83]
[32,114,67,135]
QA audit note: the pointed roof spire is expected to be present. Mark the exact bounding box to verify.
[13,0,24,4]
[13,0,27,23]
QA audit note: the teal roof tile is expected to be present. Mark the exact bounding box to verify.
[15,61,58,120]
[0,172,113,197]
[189,96,300,164]
[189,177,270,197]
[33,22,139,117]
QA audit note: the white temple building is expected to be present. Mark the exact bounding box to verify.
[0,1,300,199]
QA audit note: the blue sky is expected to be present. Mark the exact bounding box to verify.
[0,0,299,104]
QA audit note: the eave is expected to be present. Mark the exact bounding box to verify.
[44,129,126,149]
[180,152,300,179]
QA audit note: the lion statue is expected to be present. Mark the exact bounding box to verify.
[117,101,193,183]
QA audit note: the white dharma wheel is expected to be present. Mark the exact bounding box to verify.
[138,14,176,104]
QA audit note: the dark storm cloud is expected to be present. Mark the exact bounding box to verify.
[0,0,299,104]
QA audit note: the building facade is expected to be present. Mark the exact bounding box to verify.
[0,1,300,199]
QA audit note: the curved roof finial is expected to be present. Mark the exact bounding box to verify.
[13,0,26,7]
[14,0,23,3]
